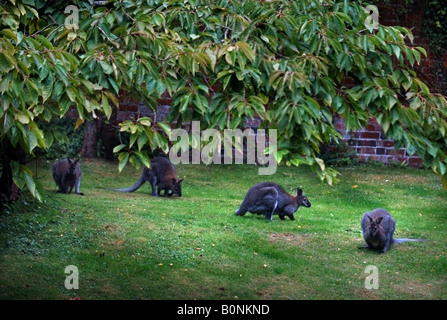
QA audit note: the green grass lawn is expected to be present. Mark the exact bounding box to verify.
[0,159,446,300]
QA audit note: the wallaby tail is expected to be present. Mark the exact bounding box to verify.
[110,174,146,193]
[393,238,427,244]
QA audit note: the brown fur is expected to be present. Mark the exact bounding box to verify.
[111,156,183,196]
[235,182,311,221]
[52,158,83,195]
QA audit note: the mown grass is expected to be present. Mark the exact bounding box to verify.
[0,159,446,300]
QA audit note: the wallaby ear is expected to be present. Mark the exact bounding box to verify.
[366,214,373,223]
[178,178,184,184]
[376,217,383,224]
[297,188,303,196]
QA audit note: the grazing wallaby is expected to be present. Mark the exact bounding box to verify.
[52,158,83,195]
[361,208,425,253]
[235,182,311,221]
[111,156,183,197]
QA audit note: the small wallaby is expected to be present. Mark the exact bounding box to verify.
[235,182,311,221]
[361,208,425,253]
[111,156,183,197]
[52,158,83,195]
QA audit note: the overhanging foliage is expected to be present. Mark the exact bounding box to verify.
[1,0,446,200]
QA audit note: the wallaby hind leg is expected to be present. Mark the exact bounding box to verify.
[264,202,277,221]
[246,200,275,219]
[382,215,395,253]
[242,188,278,221]
[259,187,278,221]
[75,177,84,195]
[149,176,158,196]
[382,235,393,253]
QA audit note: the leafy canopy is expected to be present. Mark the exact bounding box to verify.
[1,0,447,200]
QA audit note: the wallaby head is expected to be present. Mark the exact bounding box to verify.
[364,215,383,239]
[296,188,311,208]
[67,158,79,177]
[170,178,184,197]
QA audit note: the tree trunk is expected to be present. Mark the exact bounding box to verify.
[0,139,26,202]
[99,110,117,160]
[81,120,98,158]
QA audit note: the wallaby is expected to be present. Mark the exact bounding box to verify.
[111,156,183,197]
[361,208,425,253]
[235,182,311,221]
[52,158,83,195]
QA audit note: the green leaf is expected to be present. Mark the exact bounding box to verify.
[36,35,54,49]
[24,172,36,197]
[66,86,78,102]
[391,44,401,59]
[0,52,16,73]
[15,111,30,124]
[25,130,38,152]
[236,41,256,62]
[99,60,114,75]
[113,144,127,153]
[118,152,130,173]
[416,46,427,57]
[101,95,112,119]
[427,145,438,158]
[437,162,446,176]
[337,53,352,71]
[54,62,69,86]
[129,133,138,148]
[138,117,152,127]
[108,78,119,94]
[387,95,398,110]
[305,96,320,117]
[157,122,172,136]
[152,13,165,27]
[1,29,17,41]
[135,151,151,168]
[137,133,148,151]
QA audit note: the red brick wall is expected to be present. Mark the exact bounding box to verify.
[334,0,444,168]
[116,91,172,123]
[334,115,423,167]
